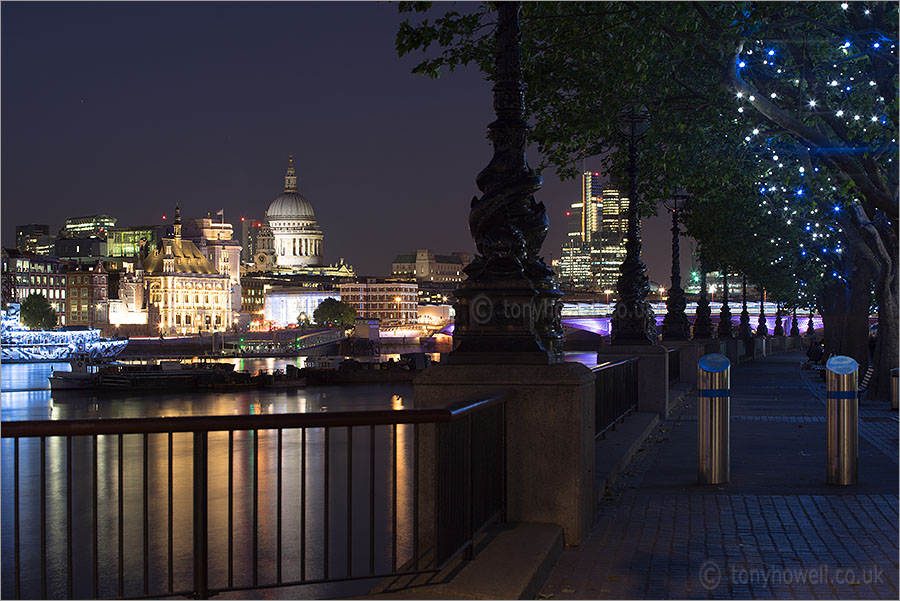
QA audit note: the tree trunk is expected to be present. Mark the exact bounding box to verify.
[843,254,873,371]
[869,241,899,401]
[819,280,845,357]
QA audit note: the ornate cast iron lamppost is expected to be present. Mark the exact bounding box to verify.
[806,306,815,337]
[449,1,563,365]
[756,291,768,337]
[661,189,691,340]
[692,250,713,338]
[717,268,733,338]
[611,106,655,345]
[773,303,784,336]
[790,307,800,336]
[738,274,752,339]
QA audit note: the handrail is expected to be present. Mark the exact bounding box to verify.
[1,394,509,438]
[590,356,639,372]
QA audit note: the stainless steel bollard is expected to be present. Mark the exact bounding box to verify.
[892,368,898,411]
[826,356,858,485]
[698,353,730,484]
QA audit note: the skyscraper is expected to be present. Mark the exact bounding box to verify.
[557,172,629,291]
[596,185,628,290]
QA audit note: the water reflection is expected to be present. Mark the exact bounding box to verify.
[2,361,416,599]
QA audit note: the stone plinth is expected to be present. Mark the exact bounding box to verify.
[697,340,726,357]
[723,339,742,365]
[662,340,704,386]
[597,344,669,416]
[414,362,595,546]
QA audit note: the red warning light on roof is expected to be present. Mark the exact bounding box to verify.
[241,217,245,222]
[593,172,599,176]
[566,211,571,216]
[162,215,167,220]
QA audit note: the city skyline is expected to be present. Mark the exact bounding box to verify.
[1,1,691,284]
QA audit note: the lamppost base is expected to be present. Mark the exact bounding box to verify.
[448,277,564,365]
[610,300,657,345]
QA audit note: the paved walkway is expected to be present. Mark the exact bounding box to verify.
[541,351,899,599]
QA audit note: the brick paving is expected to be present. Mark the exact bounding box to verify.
[541,351,899,599]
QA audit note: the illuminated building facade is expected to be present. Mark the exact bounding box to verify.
[264,288,335,327]
[597,186,628,290]
[62,214,117,238]
[266,155,324,270]
[182,217,242,312]
[66,261,108,328]
[391,250,471,283]
[142,207,232,334]
[107,226,165,258]
[16,224,53,255]
[556,172,628,291]
[1,249,69,325]
[339,279,417,324]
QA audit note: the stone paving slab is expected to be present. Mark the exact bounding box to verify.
[541,351,899,600]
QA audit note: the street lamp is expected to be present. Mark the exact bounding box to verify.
[717,267,733,338]
[395,296,402,323]
[738,274,752,339]
[603,289,613,315]
[693,249,713,338]
[661,188,691,340]
[658,287,665,311]
[756,289,768,337]
[447,1,563,364]
[611,105,655,345]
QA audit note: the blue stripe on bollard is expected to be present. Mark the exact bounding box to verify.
[698,389,730,398]
[826,391,857,399]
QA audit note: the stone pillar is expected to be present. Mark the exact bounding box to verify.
[414,363,595,546]
[663,339,704,387]
[597,345,669,416]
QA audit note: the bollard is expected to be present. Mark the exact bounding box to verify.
[826,356,858,485]
[697,353,730,484]
[892,368,898,411]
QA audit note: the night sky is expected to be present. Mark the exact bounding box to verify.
[2,1,691,285]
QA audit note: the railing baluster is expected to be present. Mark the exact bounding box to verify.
[300,428,306,583]
[346,426,353,578]
[252,428,259,587]
[118,433,124,598]
[67,436,73,599]
[227,430,233,590]
[391,424,397,574]
[277,428,283,585]
[167,431,173,595]
[192,431,208,600]
[369,424,375,576]
[14,437,20,600]
[465,415,473,560]
[324,427,330,580]
[413,423,419,571]
[92,435,98,599]
[41,436,46,599]
[143,432,149,596]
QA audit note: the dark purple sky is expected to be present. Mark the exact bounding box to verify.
[1,1,692,285]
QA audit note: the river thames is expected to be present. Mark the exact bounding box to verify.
[1,359,417,599]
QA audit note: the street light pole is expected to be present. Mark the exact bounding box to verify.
[611,105,655,345]
[756,290,768,337]
[738,274,752,339]
[448,1,563,364]
[661,189,691,340]
[693,250,713,338]
[717,267,733,339]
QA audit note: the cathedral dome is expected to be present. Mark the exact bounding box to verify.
[268,191,315,219]
[266,155,315,219]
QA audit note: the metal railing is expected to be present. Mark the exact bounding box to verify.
[667,348,681,384]
[592,358,639,439]
[1,395,506,599]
